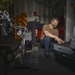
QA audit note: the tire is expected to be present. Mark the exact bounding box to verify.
[29,46,39,70]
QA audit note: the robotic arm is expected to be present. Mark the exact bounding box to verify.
[0,10,14,36]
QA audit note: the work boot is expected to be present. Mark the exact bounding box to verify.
[44,52,51,58]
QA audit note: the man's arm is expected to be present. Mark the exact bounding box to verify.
[44,30,65,44]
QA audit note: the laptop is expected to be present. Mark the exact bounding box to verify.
[54,26,75,55]
[70,26,75,49]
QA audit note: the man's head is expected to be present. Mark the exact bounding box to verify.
[50,17,59,28]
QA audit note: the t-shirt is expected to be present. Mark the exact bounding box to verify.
[40,24,59,40]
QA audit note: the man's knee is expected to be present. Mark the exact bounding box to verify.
[40,36,51,48]
[44,36,51,42]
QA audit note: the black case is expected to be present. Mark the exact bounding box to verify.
[54,51,75,71]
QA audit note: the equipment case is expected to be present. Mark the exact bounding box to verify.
[54,51,75,71]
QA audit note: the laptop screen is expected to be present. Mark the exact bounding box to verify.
[70,26,75,49]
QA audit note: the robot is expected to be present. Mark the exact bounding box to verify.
[0,10,39,71]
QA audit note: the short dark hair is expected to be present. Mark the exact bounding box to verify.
[51,17,59,22]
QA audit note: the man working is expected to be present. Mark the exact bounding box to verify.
[40,17,65,58]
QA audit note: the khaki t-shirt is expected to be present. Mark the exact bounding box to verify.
[40,24,59,40]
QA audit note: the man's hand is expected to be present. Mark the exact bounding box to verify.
[44,31,65,44]
[55,36,65,44]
